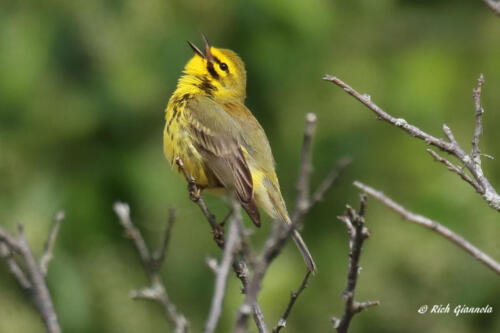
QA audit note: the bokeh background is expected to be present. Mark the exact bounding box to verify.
[1,0,499,332]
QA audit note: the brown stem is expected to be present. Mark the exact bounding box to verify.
[354,181,500,275]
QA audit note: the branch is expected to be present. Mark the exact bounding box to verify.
[426,149,482,193]
[0,242,31,289]
[292,113,317,221]
[113,203,189,332]
[175,157,224,247]
[292,113,352,224]
[332,195,379,333]
[204,201,242,333]
[235,222,294,333]
[323,74,500,213]
[0,217,64,333]
[483,0,500,15]
[354,181,500,275]
[39,211,65,276]
[175,158,268,332]
[272,270,312,332]
[471,74,485,159]
[153,208,175,271]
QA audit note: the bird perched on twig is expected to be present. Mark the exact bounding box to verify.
[163,35,316,272]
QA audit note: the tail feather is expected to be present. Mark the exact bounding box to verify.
[292,229,317,273]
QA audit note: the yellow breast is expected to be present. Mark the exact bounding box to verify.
[163,94,218,188]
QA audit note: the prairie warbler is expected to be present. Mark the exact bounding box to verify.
[163,35,316,272]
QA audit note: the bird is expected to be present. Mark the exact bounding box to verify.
[163,35,316,272]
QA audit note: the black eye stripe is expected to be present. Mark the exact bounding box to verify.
[212,56,229,72]
[206,62,219,79]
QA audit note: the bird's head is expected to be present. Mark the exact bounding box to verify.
[183,35,247,102]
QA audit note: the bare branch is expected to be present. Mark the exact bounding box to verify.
[175,158,268,332]
[324,74,500,213]
[310,157,352,209]
[204,202,242,333]
[483,0,500,15]
[272,270,312,333]
[0,227,23,253]
[292,114,351,224]
[0,242,31,289]
[0,224,62,333]
[113,202,189,332]
[471,74,485,159]
[332,195,379,333]
[152,208,175,271]
[354,181,500,275]
[176,157,224,247]
[235,223,291,333]
[426,149,482,193]
[39,211,65,276]
[293,112,317,221]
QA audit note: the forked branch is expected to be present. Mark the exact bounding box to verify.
[113,203,189,332]
[332,195,379,333]
[0,212,65,333]
[324,74,500,212]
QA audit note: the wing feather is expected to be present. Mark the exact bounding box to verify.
[186,97,261,226]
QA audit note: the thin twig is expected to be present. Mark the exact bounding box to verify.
[153,208,175,271]
[0,224,62,333]
[18,225,62,333]
[426,149,482,193]
[354,181,500,275]
[113,203,189,332]
[471,74,485,160]
[272,270,312,333]
[204,201,242,333]
[483,0,500,15]
[332,195,379,333]
[39,211,65,276]
[292,112,317,222]
[0,242,32,289]
[292,114,352,224]
[310,157,352,209]
[324,74,500,212]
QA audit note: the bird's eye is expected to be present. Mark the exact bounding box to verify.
[219,63,228,72]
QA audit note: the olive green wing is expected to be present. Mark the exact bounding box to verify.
[185,96,261,226]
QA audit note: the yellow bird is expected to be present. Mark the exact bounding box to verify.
[163,36,316,272]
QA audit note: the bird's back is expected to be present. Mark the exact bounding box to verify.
[223,101,291,223]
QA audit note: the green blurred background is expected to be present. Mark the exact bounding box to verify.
[1,0,499,332]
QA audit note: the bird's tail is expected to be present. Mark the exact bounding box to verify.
[291,229,317,273]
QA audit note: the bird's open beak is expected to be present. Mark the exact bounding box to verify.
[187,40,205,59]
[187,34,214,63]
[202,34,215,63]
